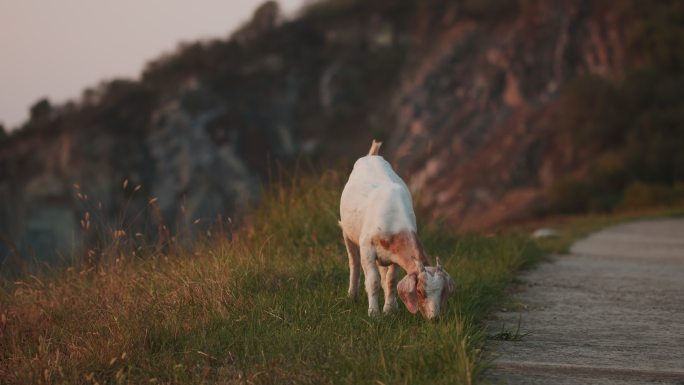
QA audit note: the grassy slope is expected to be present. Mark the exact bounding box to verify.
[0,172,542,385]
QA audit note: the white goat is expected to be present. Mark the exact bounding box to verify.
[340,140,455,319]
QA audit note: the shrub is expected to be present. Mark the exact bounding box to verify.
[547,154,629,214]
[618,181,684,210]
[547,177,592,214]
[460,0,519,19]
[620,0,684,73]
[559,75,625,150]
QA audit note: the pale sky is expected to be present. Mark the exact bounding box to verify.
[0,0,303,129]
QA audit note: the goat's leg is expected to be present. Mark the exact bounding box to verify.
[382,264,398,313]
[377,262,387,286]
[360,244,381,316]
[343,236,361,298]
[376,261,388,306]
[376,261,396,313]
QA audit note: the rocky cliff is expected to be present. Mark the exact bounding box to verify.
[1,0,681,261]
[388,0,627,229]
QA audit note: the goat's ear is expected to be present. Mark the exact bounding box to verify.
[445,272,456,296]
[398,274,419,314]
[440,272,456,307]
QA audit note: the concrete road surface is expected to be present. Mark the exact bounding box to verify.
[486,219,684,385]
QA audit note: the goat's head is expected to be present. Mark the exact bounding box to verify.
[397,257,455,320]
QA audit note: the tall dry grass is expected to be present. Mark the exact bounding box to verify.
[0,171,541,384]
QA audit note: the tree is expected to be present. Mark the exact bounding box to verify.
[29,98,52,121]
[231,1,281,44]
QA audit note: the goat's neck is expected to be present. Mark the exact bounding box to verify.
[393,232,430,275]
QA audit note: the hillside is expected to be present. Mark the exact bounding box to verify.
[0,173,543,384]
[1,0,683,261]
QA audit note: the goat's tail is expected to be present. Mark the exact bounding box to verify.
[368,140,382,156]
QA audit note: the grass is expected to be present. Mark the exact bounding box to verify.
[0,171,543,384]
[516,205,684,255]
[487,315,528,342]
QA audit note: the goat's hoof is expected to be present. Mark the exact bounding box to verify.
[368,308,381,318]
[383,303,398,314]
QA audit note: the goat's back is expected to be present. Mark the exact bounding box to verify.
[340,156,416,243]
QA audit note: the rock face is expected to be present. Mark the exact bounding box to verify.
[387,1,626,230]
[0,0,631,260]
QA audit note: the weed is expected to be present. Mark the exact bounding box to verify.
[488,316,530,342]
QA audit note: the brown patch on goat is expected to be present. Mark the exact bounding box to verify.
[375,230,429,274]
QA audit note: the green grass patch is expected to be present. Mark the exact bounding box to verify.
[516,205,684,255]
[0,171,542,384]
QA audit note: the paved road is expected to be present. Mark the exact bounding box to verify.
[486,219,684,385]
